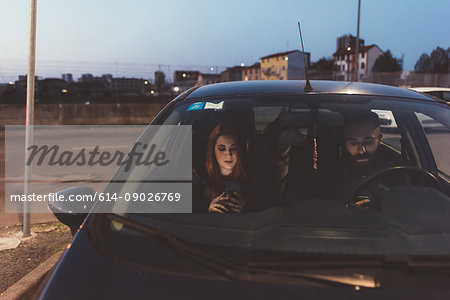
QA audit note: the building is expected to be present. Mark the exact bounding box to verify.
[173,71,200,85]
[242,63,261,81]
[111,77,149,95]
[14,75,39,98]
[336,34,364,53]
[197,73,222,86]
[9,74,151,99]
[154,71,165,92]
[333,44,383,81]
[260,50,310,80]
[221,66,244,82]
[62,73,73,83]
[0,83,14,98]
[38,78,69,97]
[75,74,151,96]
[333,34,383,81]
[77,74,109,95]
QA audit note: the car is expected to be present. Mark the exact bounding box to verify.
[407,87,450,131]
[37,80,450,299]
[409,87,450,103]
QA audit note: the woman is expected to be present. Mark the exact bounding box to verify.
[205,123,249,213]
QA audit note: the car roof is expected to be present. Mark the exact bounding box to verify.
[185,80,434,101]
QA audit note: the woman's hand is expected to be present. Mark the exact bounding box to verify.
[208,192,244,213]
[208,193,229,213]
[225,192,244,213]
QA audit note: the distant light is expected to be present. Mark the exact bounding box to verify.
[182,73,187,78]
[61,89,68,93]
[284,57,288,61]
[150,90,155,94]
[144,80,149,85]
[347,46,352,51]
[174,86,180,92]
[9,81,13,85]
[240,63,245,67]
[210,67,214,71]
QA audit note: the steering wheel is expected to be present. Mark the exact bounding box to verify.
[347,166,443,208]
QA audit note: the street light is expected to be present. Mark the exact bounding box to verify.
[23,0,38,237]
[355,0,361,82]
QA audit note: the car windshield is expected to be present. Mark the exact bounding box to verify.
[100,93,450,257]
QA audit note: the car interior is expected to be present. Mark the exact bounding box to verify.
[154,96,450,214]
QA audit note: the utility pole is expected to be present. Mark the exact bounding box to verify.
[23,0,38,237]
[354,0,361,82]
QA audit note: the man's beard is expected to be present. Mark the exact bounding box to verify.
[351,152,372,166]
[346,151,380,176]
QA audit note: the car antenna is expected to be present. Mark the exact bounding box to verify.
[297,21,313,92]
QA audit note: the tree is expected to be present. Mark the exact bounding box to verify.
[311,57,334,71]
[414,53,432,73]
[414,47,449,73]
[430,47,449,73]
[310,57,334,80]
[372,50,402,72]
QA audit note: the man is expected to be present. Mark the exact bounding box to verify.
[318,111,394,207]
[263,109,395,207]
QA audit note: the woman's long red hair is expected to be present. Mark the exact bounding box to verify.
[205,123,247,202]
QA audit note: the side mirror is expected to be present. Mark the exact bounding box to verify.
[48,187,96,235]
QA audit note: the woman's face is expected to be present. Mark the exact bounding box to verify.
[214,135,238,176]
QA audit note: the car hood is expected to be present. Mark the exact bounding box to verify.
[36,226,450,299]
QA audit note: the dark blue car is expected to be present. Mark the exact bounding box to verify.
[38,80,450,299]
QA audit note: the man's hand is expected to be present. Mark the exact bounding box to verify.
[346,198,371,209]
[354,198,371,207]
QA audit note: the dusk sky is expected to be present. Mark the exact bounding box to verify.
[0,0,448,81]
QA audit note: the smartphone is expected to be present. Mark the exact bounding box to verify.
[225,181,240,197]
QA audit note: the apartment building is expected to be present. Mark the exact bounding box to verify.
[260,50,310,80]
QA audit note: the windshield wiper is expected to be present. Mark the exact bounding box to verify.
[248,255,450,274]
[107,213,381,288]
